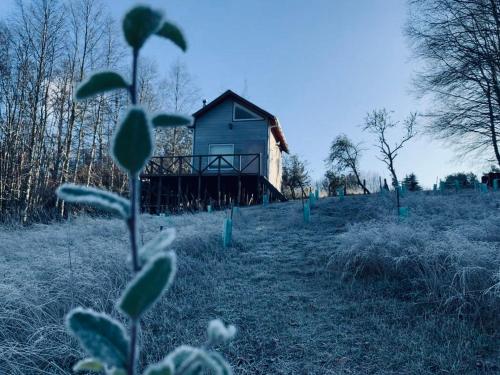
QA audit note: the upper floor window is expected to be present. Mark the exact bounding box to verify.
[233,103,263,121]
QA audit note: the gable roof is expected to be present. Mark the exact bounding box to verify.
[192,90,289,153]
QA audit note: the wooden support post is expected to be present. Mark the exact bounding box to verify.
[217,157,221,208]
[257,154,261,203]
[238,174,242,207]
[147,178,153,214]
[197,156,202,209]
[156,177,162,214]
[177,157,182,208]
[237,155,242,206]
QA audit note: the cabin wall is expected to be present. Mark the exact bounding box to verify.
[193,98,269,176]
[267,128,282,190]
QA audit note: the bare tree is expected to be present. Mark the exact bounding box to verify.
[363,109,417,187]
[157,60,200,156]
[282,154,311,199]
[326,134,370,194]
[407,0,500,166]
[0,0,133,222]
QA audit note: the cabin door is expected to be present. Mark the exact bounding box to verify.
[208,144,234,170]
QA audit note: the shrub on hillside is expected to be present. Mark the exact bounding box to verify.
[328,192,500,326]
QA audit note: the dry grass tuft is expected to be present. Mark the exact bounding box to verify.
[328,191,500,327]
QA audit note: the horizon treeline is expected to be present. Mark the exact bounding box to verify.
[0,0,199,223]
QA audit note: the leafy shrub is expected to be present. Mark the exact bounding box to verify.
[56,6,235,375]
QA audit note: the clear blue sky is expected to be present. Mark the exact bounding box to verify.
[6,0,486,187]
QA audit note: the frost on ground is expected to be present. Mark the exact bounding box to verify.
[0,191,499,374]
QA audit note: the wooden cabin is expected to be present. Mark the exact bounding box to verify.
[140,90,289,213]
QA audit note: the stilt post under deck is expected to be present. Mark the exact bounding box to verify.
[156,177,162,214]
[257,153,261,203]
[177,156,182,208]
[217,157,221,208]
[197,156,202,209]
[237,155,242,206]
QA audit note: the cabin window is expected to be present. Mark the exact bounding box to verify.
[233,103,263,121]
[208,144,234,169]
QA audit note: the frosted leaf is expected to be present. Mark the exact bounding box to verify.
[66,308,129,369]
[155,21,187,51]
[118,252,176,319]
[73,358,104,372]
[112,107,153,175]
[56,183,130,218]
[208,352,233,375]
[207,319,236,345]
[75,71,129,100]
[143,358,174,375]
[152,113,193,128]
[123,6,163,50]
[137,228,176,266]
[166,345,224,375]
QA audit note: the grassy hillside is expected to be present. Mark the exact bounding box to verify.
[0,191,499,374]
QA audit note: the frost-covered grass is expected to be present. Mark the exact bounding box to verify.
[327,191,500,328]
[0,192,499,374]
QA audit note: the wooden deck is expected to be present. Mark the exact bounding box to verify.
[140,154,286,213]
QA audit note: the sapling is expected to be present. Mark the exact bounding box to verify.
[262,193,269,206]
[56,6,235,375]
[303,200,311,223]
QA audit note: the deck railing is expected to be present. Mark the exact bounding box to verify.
[142,153,261,177]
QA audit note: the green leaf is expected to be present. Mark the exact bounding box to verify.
[73,358,104,372]
[118,252,176,319]
[56,183,130,218]
[123,6,163,50]
[143,359,174,375]
[137,228,176,266]
[112,107,153,175]
[66,308,129,369]
[152,113,193,128]
[155,21,187,51]
[76,72,129,100]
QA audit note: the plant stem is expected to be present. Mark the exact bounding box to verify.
[126,47,140,375]
[128,319,138,374]
[128,174,140,272]
[131,48,138,105]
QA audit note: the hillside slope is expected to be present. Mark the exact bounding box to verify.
[0,193,498,374]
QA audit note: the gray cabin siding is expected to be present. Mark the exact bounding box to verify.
[193,98,270,176]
